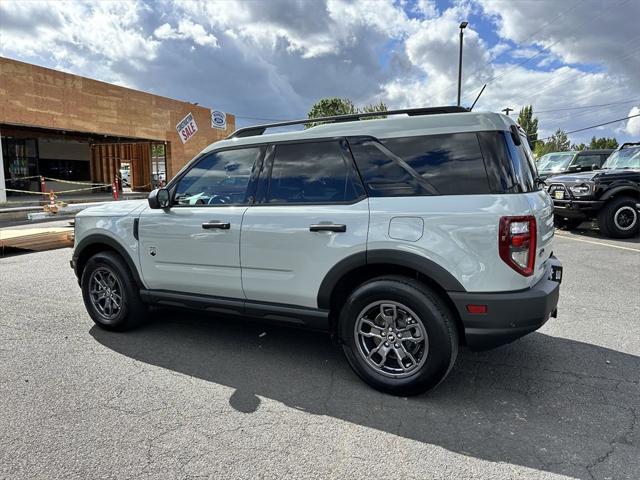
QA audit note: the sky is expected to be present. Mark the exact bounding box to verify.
[1,0,639,145]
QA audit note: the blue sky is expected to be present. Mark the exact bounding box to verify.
[1,0,638,144]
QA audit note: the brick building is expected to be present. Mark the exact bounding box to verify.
[0,57,235,202]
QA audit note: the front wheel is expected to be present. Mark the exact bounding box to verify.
[597,196,640,238]
[339,276,458,396]
[81,251,147,331]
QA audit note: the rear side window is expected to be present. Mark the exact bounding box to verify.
[347,137,433,197]
[266,140,364,204]
[381,133,491,195]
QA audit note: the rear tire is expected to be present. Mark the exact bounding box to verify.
[81,251,147,331]
[597,196,639,238]
[339,276,458,396]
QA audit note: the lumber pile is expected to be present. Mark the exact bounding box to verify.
[0,227,74,252]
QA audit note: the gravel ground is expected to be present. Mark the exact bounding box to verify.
[0,231,638,480]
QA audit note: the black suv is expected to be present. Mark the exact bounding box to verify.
[547,143,640,238]
[537,149,614,181]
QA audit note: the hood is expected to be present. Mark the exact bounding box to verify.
[75,199,147,218]
[548,168,639,183]
[546,170,600,182]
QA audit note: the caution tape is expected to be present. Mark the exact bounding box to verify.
[42,176,110,186]
[1,184,111,195]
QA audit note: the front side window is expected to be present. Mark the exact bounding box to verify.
[266,141,363,204]
[174,147,262,206]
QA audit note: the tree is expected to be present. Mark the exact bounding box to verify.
[517,105,538,150]
[306,97,387,128]
[572,143,587,151]
[533,129,571,158]
[588,136,618,149]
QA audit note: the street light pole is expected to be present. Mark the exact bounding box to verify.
[457,21,468,107]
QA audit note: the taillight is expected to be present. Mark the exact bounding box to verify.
[499,216,536,276]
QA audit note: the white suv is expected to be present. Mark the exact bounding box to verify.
[72,107,562,395]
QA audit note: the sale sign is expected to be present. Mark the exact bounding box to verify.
[176,113,198,144]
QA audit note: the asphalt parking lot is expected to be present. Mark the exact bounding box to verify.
[1,231,638,479]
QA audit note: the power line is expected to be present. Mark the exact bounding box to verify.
[537,112,640,140]
[535,97,640,114]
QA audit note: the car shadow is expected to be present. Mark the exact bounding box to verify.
[558,223,640,244]
[90,309,639,479]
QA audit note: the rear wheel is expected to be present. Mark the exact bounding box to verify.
[339,276,458,396]
[81,251,147,331]
[597,196,639,238]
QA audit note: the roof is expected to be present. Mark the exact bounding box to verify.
[201,111,516,154]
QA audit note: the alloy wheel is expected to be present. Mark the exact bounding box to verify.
[89,267,123,321]
[354,301,429,378]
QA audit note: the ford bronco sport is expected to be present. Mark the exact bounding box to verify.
[72,107,563,395]
[548,142,640,237]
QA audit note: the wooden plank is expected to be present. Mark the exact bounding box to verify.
[0,228,74,251]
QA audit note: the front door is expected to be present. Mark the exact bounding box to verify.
[241,139,369,309]
[138,146,264,298]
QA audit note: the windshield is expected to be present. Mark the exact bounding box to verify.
[602,146,640,170]
[537,152,575,173]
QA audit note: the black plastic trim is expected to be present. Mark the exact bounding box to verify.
[140,290,329,330]
[72,234,144,287]
[316,249,466,309]
[600,186,640,201]
[449,256,562,351]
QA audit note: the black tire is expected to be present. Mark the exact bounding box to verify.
[81,251,147,331]
[597,196,640,239]
[554,217,583,230]
[339,275,458,396]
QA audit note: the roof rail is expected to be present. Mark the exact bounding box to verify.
[227,106,469,139]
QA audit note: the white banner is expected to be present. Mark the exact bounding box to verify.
[176,112,198,144]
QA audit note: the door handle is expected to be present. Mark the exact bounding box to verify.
[309,224,346,233]
[202,221,231,230]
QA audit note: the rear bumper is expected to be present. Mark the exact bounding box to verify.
[449,256,562,351]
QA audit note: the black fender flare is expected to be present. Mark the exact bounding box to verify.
[600,185,640,202]
[317,249,466,310]
[73,234,143,287]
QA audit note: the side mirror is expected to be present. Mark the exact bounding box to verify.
[567,165,580,172]
[148,188,170,209]
[591,164,599,171]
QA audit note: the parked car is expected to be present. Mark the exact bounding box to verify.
[537,149,614,181]
[71,107,562,396]
[547,142,640,237]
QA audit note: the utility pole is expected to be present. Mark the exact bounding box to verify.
[502,107,514,116]
[457,21,468,107]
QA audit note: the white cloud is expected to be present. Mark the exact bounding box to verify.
[154,20,218,48]
[0,0,637,143]
[625,107,640,136]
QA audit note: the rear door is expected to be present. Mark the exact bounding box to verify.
[240,139,369,309]
[138,146,264,298]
